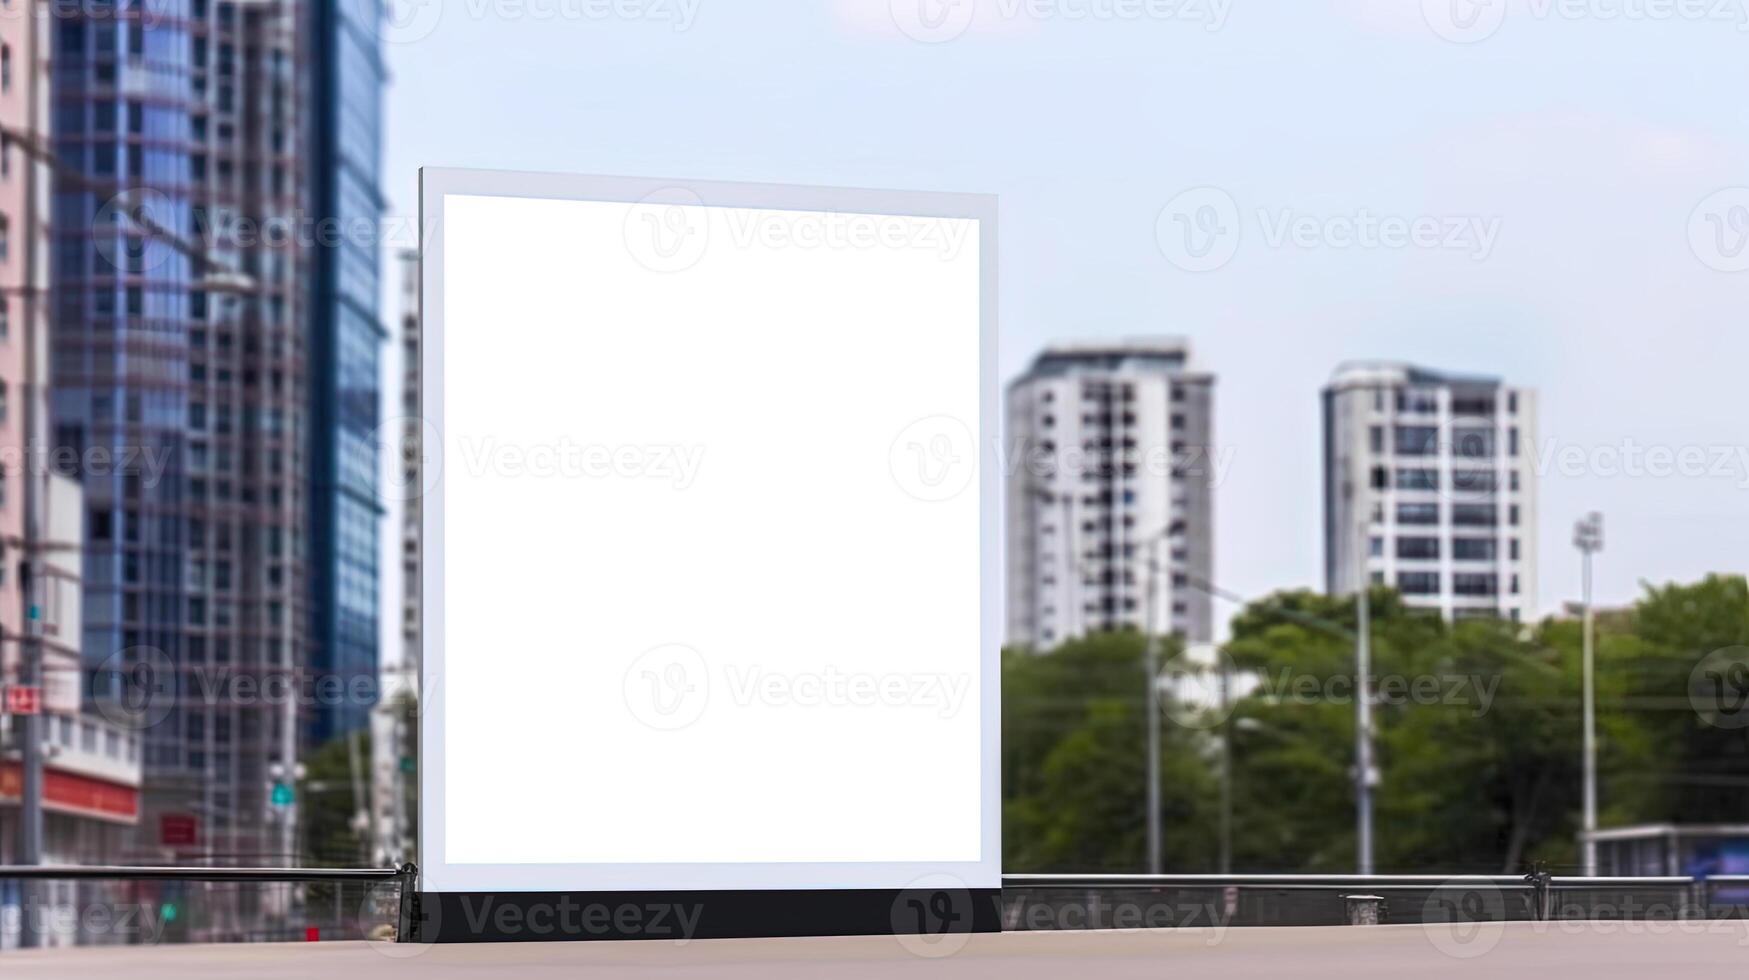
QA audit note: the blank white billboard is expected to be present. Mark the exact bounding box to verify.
[418,169,998,894]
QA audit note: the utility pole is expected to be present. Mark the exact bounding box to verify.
[1143,535,1162,876]
[1218,660,1233,875]
[1354,523,1375,876]
[1574,512,1604,877]
[14,17,49,942]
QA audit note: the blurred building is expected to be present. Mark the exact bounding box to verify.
[307,0,386,746]
[1,471,145,949]
[39,0,384,933]
[367,247,417,868]
[1005,338,1216,648]
[1323,362,1538,622]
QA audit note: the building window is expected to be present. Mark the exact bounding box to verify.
[1454,573,1499,597]
[1397,502,1440,526]
[1510,538,1521,561]
[0,213,9,261]
[1397,571,1441,595]
[1397,537,1440,560]
[1397,389,1439,414]
[1451,469,1498,493]
[0,293,8,338]
[2,43,11,92]
[1453,538,1497,561]
[1369,536,1384,557]
[1396,467,1438,491]
[1368,425,1385,454]
[1451,427,1496,460]
[1394,425,1438,456]
[1453,503,1498,527]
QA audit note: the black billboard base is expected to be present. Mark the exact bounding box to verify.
[410,887,1002,943]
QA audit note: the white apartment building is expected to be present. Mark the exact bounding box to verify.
[1006,339,1216,648]
[1323,362,1538,622]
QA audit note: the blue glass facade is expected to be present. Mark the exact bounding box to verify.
[51,1,318,870]
[308,0,385,744]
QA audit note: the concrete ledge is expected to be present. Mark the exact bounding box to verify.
[5,921,1749,978]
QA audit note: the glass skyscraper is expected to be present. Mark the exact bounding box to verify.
[48,0,382,911]
[308,0,385,746]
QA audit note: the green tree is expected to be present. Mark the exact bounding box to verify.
[1004,631,1217,872]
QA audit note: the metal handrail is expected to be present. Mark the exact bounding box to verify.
[0,863,419,942]
[0,865,402,883]
[1005,873,1534,889]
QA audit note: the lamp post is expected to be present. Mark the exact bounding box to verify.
[1143,536,1165,875]
[1574,512,1604,877]
[1354,522,1376,875]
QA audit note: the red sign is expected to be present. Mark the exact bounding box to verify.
[0,762,139,823]
[3,686,40,715]
[161,813,199,847]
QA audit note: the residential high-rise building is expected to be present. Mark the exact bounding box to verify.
[1006,339,1216,648]
[1323,362,1538,622]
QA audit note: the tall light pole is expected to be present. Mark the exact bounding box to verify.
[1354,529,1375,876]
[1574,512,1604,877]
[1143,535,1163,875]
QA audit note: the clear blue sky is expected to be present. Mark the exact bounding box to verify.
[381,0,1749,621]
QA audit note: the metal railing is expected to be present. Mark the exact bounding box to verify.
[1002,872,1749,929]
[1,866,1745,944]
[0,863,419,945]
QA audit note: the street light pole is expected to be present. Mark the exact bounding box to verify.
[1354,522,1375,875]
[1143,535,1162,876]
[1575,512,1604,877]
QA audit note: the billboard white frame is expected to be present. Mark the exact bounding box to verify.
[416,167,1000,901]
